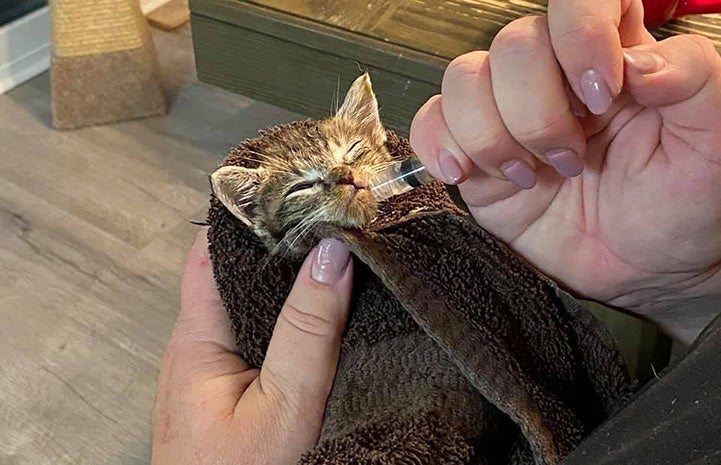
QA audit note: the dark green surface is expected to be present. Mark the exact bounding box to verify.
[0,0,47,26]
[586,302,672,383]
[189,0,451,136]
[191,11,440,136]
[561,313,721,465]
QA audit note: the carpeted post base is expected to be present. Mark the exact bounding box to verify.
[50,0,167,130]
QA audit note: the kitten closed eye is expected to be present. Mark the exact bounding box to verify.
[210,72,392,257]
[286,180,321,196]
[348,140,362,153]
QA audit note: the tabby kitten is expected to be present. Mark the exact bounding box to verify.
[210,73,396,256]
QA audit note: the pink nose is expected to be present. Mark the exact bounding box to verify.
[336,177,367,190]
[327,166,367,189]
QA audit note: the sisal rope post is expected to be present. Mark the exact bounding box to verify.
[50,0,167,129]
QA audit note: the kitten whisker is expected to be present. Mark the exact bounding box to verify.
[243,149,294,170]
[334,75,341,115]
[285,210,324,244]
[277,209,326,260]
[243,161,295,177]
[369,161,398,174]
[256,214,320,273]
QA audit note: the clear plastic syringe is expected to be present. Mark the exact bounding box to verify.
[370,157,435,201]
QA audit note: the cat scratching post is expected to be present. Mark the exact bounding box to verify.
[50,0,167,129]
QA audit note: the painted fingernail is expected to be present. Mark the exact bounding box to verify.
[623,48,665,75]
[501,159,537,190]
[311,238,351,284]
[546,149,584,177]
[193,227,208,246]
[438,149,464,185]
[580,69,613,115]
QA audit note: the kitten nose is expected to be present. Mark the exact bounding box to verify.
[327,166,355,186]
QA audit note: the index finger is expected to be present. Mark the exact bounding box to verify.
[547,0,649,115]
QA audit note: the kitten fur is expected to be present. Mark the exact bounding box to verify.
[211,73,397,256]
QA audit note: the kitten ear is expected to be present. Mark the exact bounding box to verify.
[210,165,265,228]
[337,72,387,145]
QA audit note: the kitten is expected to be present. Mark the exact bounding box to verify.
[210,73,396,256]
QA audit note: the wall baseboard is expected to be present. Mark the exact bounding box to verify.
[0,5,50,95]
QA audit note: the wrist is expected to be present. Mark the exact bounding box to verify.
[632,293,721,345]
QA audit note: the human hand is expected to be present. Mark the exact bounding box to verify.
[410,0,721,343]
[151,230,353,464]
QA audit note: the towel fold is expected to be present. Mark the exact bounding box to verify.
[207,124,634,465]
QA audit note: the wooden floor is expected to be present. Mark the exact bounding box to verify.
[0,25,302,464]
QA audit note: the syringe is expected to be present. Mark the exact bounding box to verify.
[370,157,435,201]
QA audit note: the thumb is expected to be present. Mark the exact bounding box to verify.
[176,228,238,355]
[259,238,353,412]
[622,35,721,129]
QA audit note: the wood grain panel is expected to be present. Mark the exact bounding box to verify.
[247,0,721,54]
[191,0,721,136]
[250,0,549,58]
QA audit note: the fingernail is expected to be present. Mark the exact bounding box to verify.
[623,48,665,75]
[546,149,584,177]
[311,238,351,284]
[500,159,537,190]
[193,228,208,246]
[438,149,464,185]
[580,69,613,115]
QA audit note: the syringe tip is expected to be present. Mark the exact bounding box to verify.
[369,157,434,202]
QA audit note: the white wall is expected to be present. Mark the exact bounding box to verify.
[0,0,172,95]
[0,6,50,95]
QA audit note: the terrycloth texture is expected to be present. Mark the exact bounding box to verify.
[207,123,634,465]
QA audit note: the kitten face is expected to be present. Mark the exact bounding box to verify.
[211,73,395,255]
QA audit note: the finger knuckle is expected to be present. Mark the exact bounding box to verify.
[512,112,574,146]
[259,367,297,406]
[409,95,443,156]
[410,93,441,129]
[444,51,489,88]
[260,367,324,420]
[683,34,719,67]
[279,303,338,338]
[491,15,550,54]
[552,13,602,47]
[410,94,441,131]
[463,129,509,162]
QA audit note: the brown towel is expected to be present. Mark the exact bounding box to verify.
[206,124,634,465]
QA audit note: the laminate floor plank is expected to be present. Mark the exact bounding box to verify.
[0,24,303,465]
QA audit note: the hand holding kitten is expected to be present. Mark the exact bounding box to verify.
[151,230,352,465]
[410,0,721,344]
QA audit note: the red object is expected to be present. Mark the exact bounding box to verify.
[642,0,721,27]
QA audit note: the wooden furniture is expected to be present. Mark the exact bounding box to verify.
[189,0,721,136]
